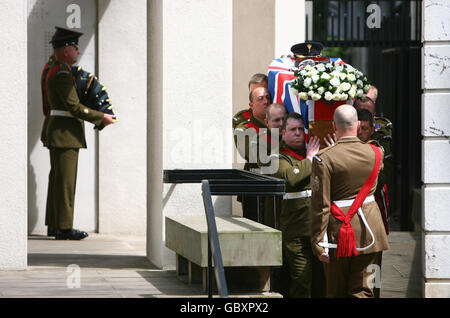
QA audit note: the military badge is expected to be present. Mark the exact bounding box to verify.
[311,175,320,192]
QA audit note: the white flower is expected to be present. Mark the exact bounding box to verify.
[317,86,325,95]
[364,85,370,93]
[340,73,347,81]
[316,63,326,72]
[308,90,315,97]
[326,63,333,69]
[330,77,341,87]
[332,93,341,101]
[356,79,363,87]
[304,65,312,71]
[300,70,307,76]
[312,74,320,83]
[321,73,331,80]
[291,86,299,96]
[347,73,356,82]
[346,64,355,72]
[336,65,344,72]
[341,93,348,100]
[330,71,340,77]
[312,93,321,101]
[299,92,308,101]
[324,91,333,101]
[339,82,351,92]
[357,89,364,97]
[348,88,357,98]
[303,77,312,88]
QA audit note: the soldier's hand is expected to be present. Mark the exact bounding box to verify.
[306,136,320,161]
[102,113,117,127]
[318,252,329,264]
[324,133,337,147]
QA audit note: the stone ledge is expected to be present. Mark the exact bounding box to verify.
[165,215,282,268]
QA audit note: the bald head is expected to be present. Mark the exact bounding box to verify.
[333,105,359,138]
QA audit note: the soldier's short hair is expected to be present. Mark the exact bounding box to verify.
[281,112,303,131]
[357,108,374,127]
[248,73,268,89]
[266,103,286,120]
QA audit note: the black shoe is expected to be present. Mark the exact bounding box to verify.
[47,227,56,237]
[55,229,89,240]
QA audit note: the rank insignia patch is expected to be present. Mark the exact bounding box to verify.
[311,176,320,192]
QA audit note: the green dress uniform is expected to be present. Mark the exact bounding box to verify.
[41,56,104,231]
[234,115,270,222]
[270,146,315,298]
[232,108,252,129]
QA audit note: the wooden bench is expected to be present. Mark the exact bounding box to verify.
[165,215,282,292]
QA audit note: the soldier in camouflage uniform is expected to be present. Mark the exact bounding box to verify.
[354,85,393,234]
[232,73,268,129]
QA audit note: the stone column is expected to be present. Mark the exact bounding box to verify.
[147,0,233,268]
[0,0,27,269]
[97,0,147,234]
[422,0,450,297]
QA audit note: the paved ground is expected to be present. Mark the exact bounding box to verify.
[0,231,422,298]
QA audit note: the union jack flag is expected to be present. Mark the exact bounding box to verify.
[267,56,346,137]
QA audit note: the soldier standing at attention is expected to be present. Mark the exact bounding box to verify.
[232,73,268,129]
[270,112,321,297]
[41,27,116,240]
[310,105,389,298]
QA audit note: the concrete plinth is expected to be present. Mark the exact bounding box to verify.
[165,215,282,292]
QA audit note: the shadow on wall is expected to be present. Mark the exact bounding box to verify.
[27,0,110,234]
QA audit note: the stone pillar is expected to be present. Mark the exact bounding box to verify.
[147,0,233,268]
[97,0,147,234]
[0,0,27,269]
[422,0,450,297]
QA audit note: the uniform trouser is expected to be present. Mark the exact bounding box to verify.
[45,148,79,230]
[283,237,313,298]
[324,251,382,298]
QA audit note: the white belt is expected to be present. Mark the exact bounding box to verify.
[318,195,376,254]
[50,110,74,118]
[283,190,312,200]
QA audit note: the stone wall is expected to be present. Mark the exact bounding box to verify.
[421,0,450,297]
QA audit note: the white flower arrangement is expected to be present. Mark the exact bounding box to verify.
[291,61,370,102]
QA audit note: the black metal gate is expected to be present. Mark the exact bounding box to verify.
[305,0,423,230]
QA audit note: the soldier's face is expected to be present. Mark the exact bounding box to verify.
[65,45,80,65]
[250,87,271,121]
[265,107,286,129]
[357,120,375,142]
[282,118,305,150]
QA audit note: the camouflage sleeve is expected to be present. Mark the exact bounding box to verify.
[310,155,331,256]
[53,71,104,126]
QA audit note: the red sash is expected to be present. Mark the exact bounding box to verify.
[280,147,305,161]
[245,121,274,144]
[330,144,381,258]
